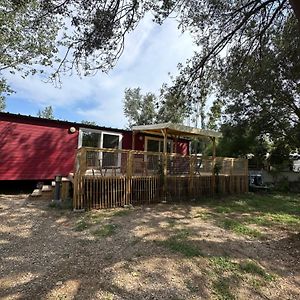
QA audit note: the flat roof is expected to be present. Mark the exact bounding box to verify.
[132,123,222,139]
[0,111,128,133]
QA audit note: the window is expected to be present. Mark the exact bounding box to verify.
[82,131,101,147]
[145,137,173,153]
[79,128,122,168]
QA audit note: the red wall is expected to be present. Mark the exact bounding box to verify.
[122,131,189,155]
[0,117,79,180]
[0,113,190,181]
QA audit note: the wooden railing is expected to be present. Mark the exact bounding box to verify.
[73,147,248,210]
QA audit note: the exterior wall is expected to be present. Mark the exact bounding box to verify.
[0,116,79,180]
[122,131,189,155]
[0,113,191,181]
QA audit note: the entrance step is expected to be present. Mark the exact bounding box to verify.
[41,185,53,192]
[31,189,42,197]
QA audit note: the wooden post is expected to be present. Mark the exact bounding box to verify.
[244,158,249,193]
[211,137,216,196]
[230,158,234,193]
[126,151,133,205]
[162,129,168,201]
[174,136,178,154]
[189,155,195,198]
[132,131,136,150]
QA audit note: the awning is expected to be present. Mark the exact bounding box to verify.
[132,122,222,139]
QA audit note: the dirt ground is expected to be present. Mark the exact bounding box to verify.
[0,194,299,300]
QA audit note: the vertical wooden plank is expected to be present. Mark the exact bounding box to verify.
[126,151,132,206]
[230,158,234,194]
[211,137,216,196]
[244,158,249,193]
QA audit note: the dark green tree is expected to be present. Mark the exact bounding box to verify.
[218,16,300,149]
[156,86,189,124]
[37,106,54,119]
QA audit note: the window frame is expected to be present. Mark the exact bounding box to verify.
[78,128,123,168]
[145,136,173,153]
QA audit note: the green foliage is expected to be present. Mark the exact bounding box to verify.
[156,87,188,124]
[37,105,54,119]
[205,193,300,232]
[123,87,156,127]
[217,124,269,158]
[92,224,117,237]
[212,278,235,300]
[123,87,188,127]
[218,16,300,150]
[74,218,90,231]
[210,257,275,299]
[219,218,262,238]
[0,78,14,111]
[158,229,203,257]
[210,257,238,272]
[81,120,98,126]
[239,260,275,281]
[0,0,60,96]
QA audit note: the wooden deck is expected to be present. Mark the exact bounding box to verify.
[73,148,248,210]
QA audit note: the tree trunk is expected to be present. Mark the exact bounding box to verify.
[289,0,300,26]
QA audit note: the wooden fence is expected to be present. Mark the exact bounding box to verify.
[73,147,248,210]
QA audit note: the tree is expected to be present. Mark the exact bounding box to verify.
[0,0,60,97]
[217,16,300,149]
[123,87,189,127]
[81,120,97,126]
[123,88,156,127]
[3,1,298,85]
[156,86,188,124]
[37,106,54,119]
[0,78,12,111]
[1,0,300,118]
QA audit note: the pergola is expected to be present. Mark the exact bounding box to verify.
[132,122,222,156]
[132,123,222,196]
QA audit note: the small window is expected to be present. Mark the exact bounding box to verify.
[79,128,122,169]
[146,137,173,153]
[82,131,101,147]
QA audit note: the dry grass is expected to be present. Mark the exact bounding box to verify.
[0,193,299,300]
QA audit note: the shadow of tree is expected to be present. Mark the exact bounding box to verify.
[0,197,299,299]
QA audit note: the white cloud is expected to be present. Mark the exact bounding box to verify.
[6,15,197,128]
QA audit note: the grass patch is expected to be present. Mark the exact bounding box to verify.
[74,218,90,231]
[247,213,300,227]
[112,209,132,217]
[209,257,275,299]
[193,211,211,220]
[220,218,262,238]
[239,260,275,281]
[167,218,177,227]
[203,193,300,216]
[158,228,202,257]
[212,278,236,300]
[160,238,203,257]
[48,199,73,210]
[88,212,106,223]
[210,257,238,272]
[186,281,200,293]
[92,224,117,237]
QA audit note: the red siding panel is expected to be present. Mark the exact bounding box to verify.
[0,120,78,180]
[122,131,189,154]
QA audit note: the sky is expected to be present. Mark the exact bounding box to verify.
[5,15,197,129]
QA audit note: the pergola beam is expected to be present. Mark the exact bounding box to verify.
[132,122,222,139]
